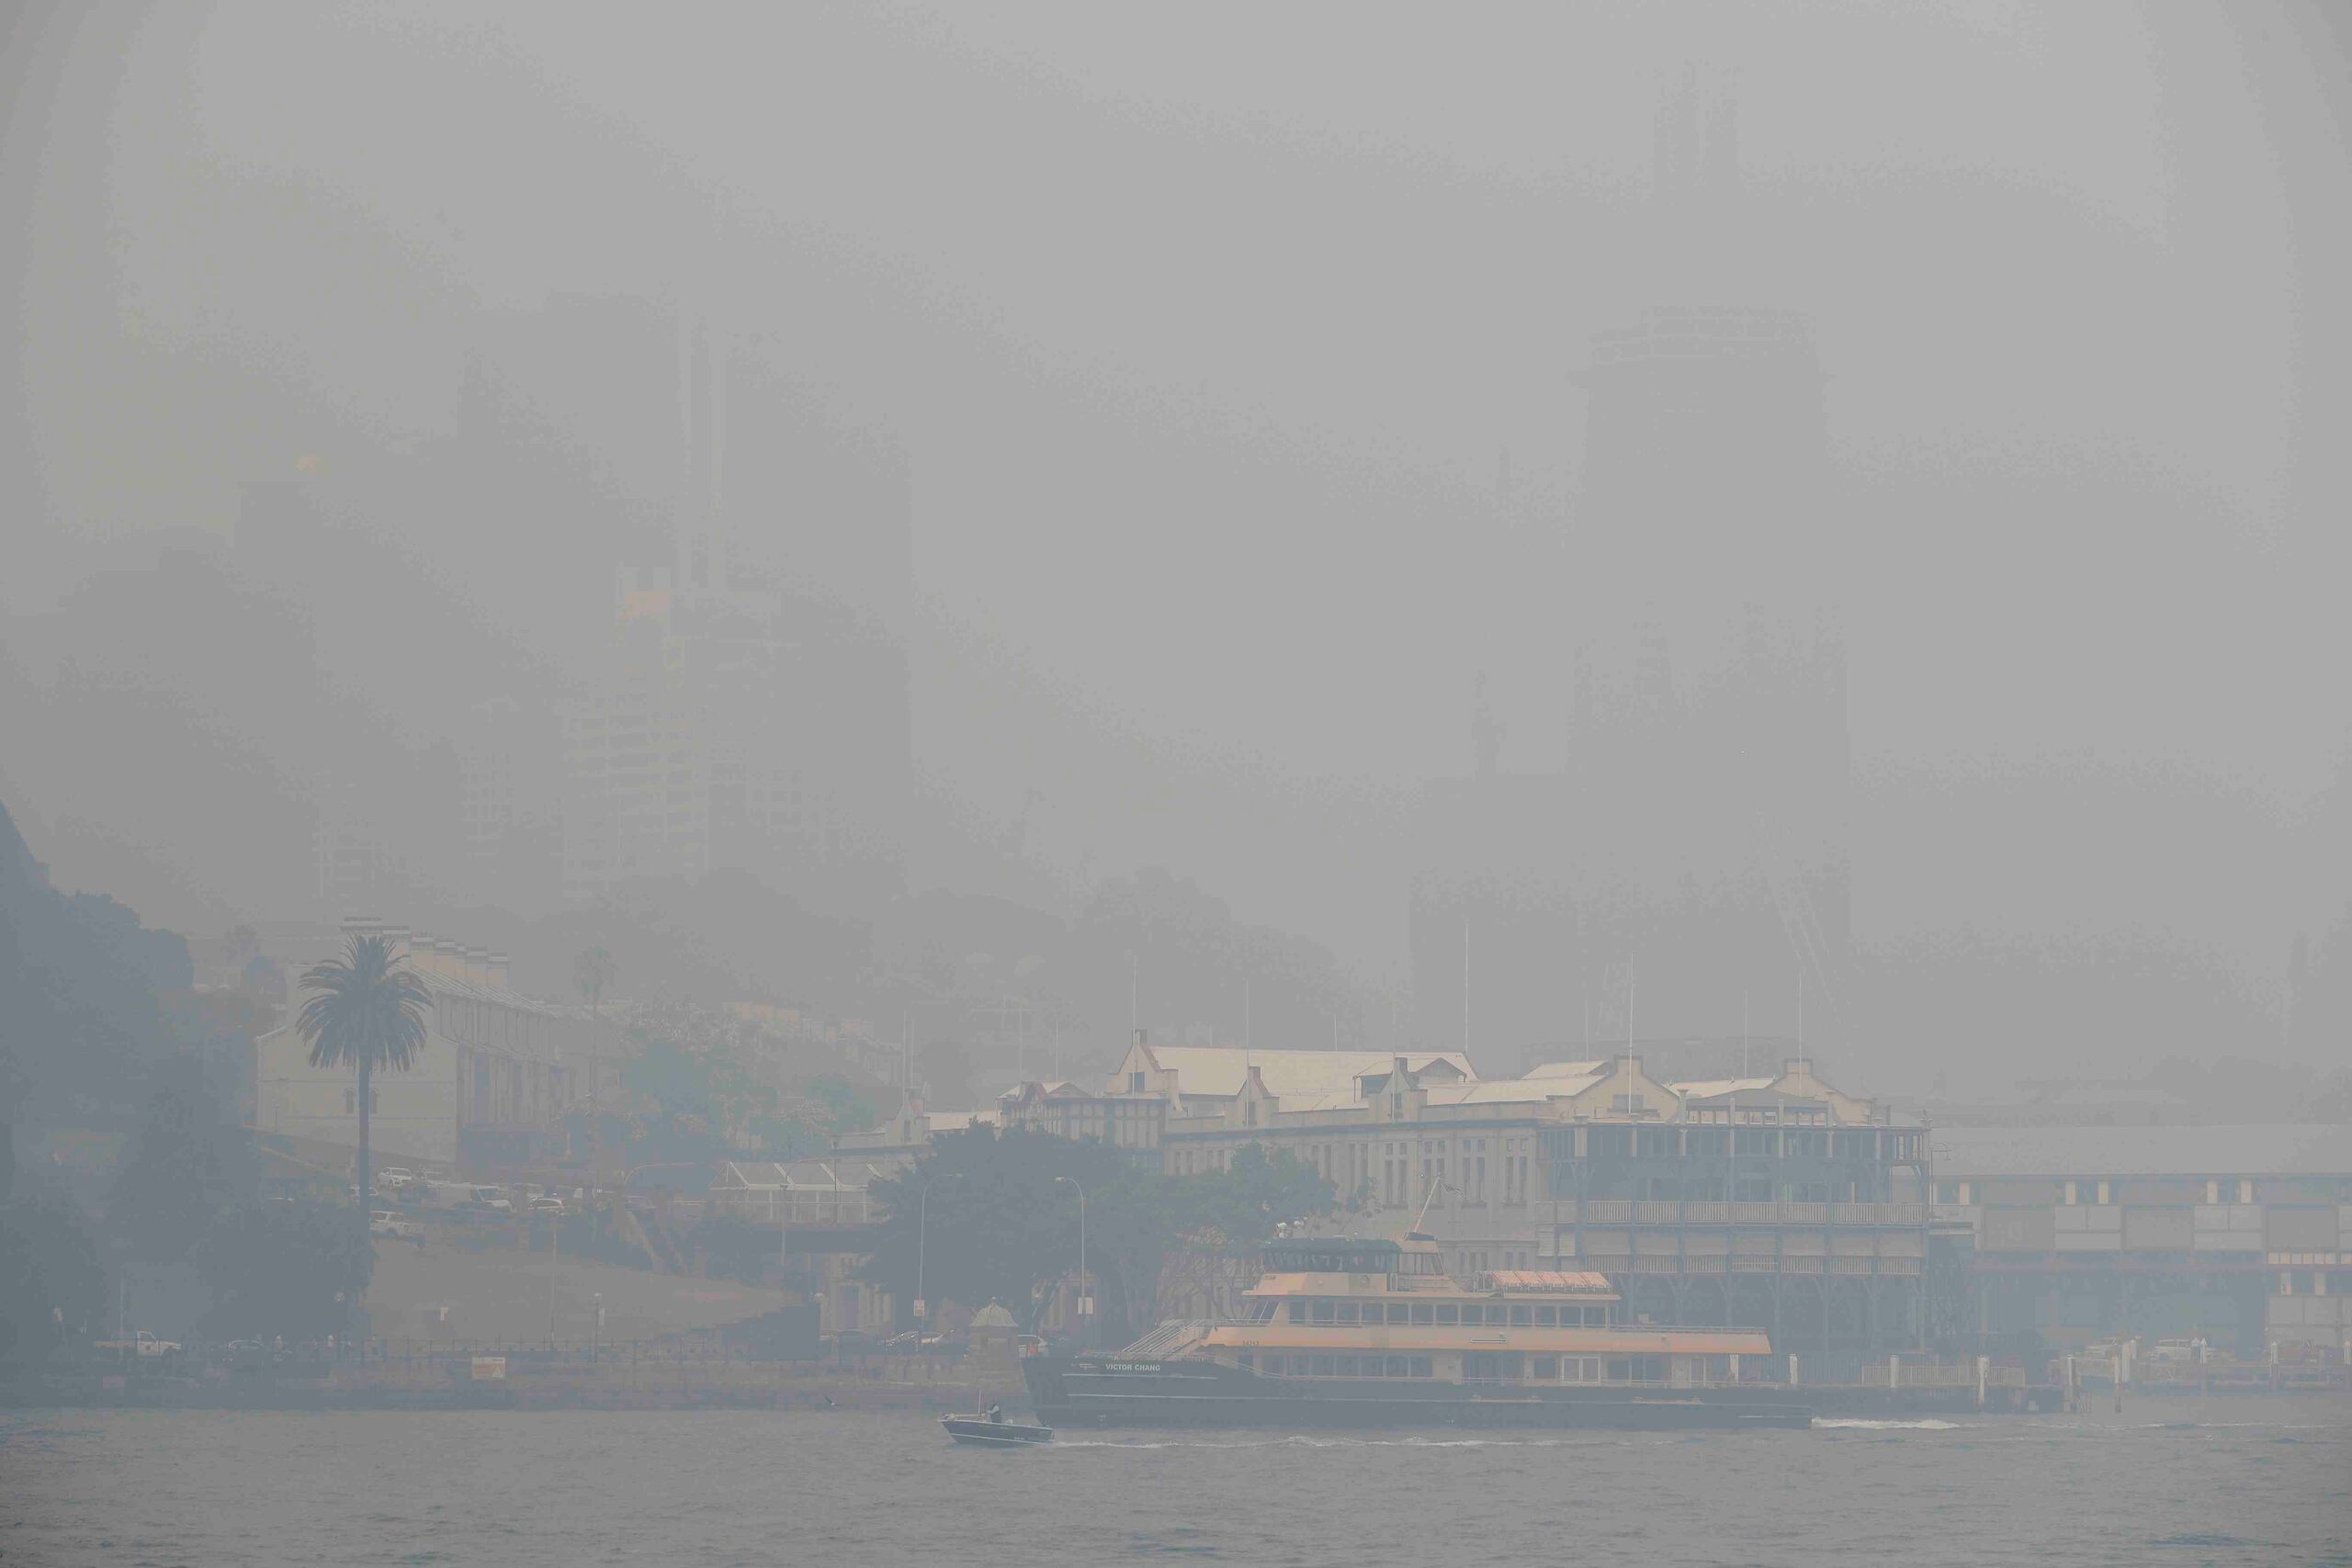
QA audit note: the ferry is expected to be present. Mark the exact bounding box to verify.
[1023,1234,1811,1432]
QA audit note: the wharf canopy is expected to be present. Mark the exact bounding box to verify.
[1929,1122,2352,1359]
[706,1159,892,1225]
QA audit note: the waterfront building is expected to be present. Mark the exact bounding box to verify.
[997,1079,1168,1158]
[251,918,615,1171]
[1931,1122,2352,1359]
[1103,1038,1928,1351]
[829,1100,1000,1173]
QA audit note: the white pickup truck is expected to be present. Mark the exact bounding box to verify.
[95,1330,182,1358]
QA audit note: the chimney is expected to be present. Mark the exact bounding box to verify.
[341,913,381,943]
[465,945,490,986]
[380,925,411,967]
[486,952,509,988]
[432,937,460,979]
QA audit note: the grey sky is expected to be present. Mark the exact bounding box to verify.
[5,1,2346,998]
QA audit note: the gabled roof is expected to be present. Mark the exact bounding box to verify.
[1670,1077,1780,1101]
[1422,1080,1566,1107]
[1134,1046,1476,1102]
[1525,1060,1610,1079]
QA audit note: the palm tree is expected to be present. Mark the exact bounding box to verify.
[298,935,431,1241]
[573,946,616,1016]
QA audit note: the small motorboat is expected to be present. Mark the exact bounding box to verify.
[942,1403,1053,1447]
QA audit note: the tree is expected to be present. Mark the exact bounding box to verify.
[808,1074,878,1134]
[296,935,429,1243]
[861,1128,1335,1338]
[573,946,616,1015]
[863,1126,1125,1334]
[0,1179,106,1362]
[107,1055,256,1261]
[198,1200,374,1342]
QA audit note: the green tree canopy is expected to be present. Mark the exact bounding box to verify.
[860,1128,1332,1337]
[0,1179,106,1362]
[107,1055,258,1261]
[198,1200,374,1342]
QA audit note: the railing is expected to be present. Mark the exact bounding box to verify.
[1860,1361,2028,1389]
[1557,1201,1931,1227]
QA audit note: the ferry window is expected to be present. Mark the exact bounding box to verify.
[1237,1352,1253,1371]
[1286,1303,1307,1323]
[1410,1357,1432,1378]
[1510,1306,1532,1328]
[1410,1303,1434,1325]
[1334,1355,1357,1375]
[1310,1355,1334,1376]
[1532,1356,1558,1380]
[1335,1303,1359,1325]
[1385,1303,1410,1325]
[1536,1305,1558,1327]
[1311,1300,1336,1325]
[1607,1358,1632,1382]
[1263,1354,1284,1375]
[1434,1303,1458,1325]
[1458,1305,1481,1325]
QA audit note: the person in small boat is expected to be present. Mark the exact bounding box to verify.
[987,1402,1004,1424]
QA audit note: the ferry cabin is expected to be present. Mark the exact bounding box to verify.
[1199,1237,1770,1389]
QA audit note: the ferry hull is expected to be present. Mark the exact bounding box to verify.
[1023,1357,1811,1432]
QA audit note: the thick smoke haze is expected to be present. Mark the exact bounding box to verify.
[4,1,2347,1094]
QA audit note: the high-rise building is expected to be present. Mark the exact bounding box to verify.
[1410,75,1850,1065]
[559,308,913,911]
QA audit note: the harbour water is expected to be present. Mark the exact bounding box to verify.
[3,1396,2346,1566]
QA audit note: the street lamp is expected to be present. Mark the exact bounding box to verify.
[915,1181,932,1326]
[592,1292,603,1363]
[1055,1175,1089,1346]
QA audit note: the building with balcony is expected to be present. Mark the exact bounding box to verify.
[996,1079,1167,1158]
[1109,1038,1928,1350]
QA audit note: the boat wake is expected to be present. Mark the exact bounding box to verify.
[1812,1418,1963,1431]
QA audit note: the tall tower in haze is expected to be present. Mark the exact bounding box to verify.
[559,291,914,915]
[1411,69,1851,1066]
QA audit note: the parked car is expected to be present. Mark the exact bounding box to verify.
[96,1330,181,1357]
[369,1210,424,1240]
[528,1197,566,1217]
[2149,1337,2204,1364]
[470,1187,513,1213]
[377,1168,416,1191]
